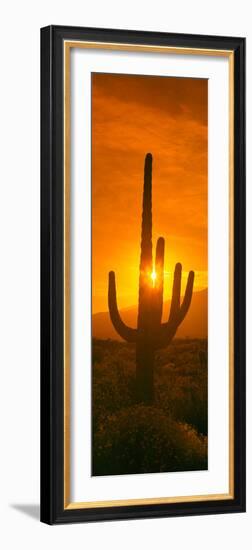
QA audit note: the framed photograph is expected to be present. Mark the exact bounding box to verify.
[41,25,245,524]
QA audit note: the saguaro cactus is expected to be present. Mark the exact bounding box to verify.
[108,153,195,403]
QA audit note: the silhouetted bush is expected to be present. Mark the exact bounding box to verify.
[92,355,135,431]
[92,338,208,474]
[93,405,207,476]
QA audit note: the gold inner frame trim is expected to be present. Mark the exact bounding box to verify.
[63,40,234,510]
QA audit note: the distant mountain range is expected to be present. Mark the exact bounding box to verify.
[92,288,208,340]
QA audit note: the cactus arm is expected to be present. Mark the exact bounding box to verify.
[153,237,165,325]
[179,270,194,321]
[108,271,137,343]
[155,237,165,284]
[168,262,182,324]
[157,268,195,348]
[168,265,194,325]
[156,321,178,349]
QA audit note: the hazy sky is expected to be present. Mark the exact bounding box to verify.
[92,73,208,313]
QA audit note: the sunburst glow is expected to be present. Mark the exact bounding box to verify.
[151,270,157,287]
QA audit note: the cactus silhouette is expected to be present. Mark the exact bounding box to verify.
[108,153,195,403]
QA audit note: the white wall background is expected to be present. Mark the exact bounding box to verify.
[0,1,249,548]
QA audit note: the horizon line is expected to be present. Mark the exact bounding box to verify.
[92,286,208,316]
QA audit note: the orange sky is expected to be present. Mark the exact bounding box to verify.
[92,73,208,314]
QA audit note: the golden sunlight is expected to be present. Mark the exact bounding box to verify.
[91,73,208,313]
[150,270,157,287]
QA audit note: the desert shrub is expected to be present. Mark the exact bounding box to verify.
[155,340,208,435]
[92,338,208,474]
[155,369,207,436]
[93,405,207,476]
[92,358,135,431]
[92,345,103,364]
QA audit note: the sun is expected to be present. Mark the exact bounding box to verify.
[150,270,157,287]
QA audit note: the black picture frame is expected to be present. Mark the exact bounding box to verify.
[41,25,246,524]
